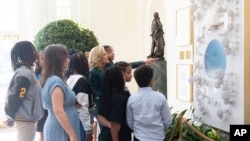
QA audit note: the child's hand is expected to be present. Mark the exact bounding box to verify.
[4,116,14,127]
[75,101,82,109]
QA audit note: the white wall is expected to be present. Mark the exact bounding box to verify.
[87,0,137,61]
[17,0,55,41]
[164,0,193,113]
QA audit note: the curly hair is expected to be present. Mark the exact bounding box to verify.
[10,41,37,71]
[66,49,89,78]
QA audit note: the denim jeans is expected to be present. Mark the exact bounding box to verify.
[80,121,86,141]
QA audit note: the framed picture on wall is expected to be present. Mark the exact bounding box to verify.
[176,64,193,102]
[176,6,192,46]
[178,44,193,61]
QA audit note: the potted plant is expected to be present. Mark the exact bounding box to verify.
[33,19,98,52]
[165,107,230,141]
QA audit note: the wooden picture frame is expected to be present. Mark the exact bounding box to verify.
[176,64,193,102]
[176,7,192,47]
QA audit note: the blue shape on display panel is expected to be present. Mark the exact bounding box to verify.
[204,39,227,78]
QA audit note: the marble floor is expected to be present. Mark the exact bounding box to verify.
[0,127,39,141]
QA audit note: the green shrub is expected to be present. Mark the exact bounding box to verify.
[33,19,98,52]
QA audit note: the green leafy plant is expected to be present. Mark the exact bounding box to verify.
[165,106,229,141]
[33,19,98,52]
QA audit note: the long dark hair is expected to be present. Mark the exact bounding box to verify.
[41,44,68,87]
[65,49,89,78]
[100,66,125,115]
[10,41,37,71]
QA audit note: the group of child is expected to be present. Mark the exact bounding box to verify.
[88,45,172,141]
[4,41,172,141]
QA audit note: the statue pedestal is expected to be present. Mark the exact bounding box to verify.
[151,60,167,98]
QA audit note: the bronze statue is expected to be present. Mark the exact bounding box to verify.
[148,12,165,59]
